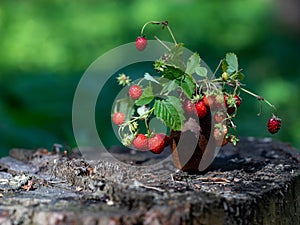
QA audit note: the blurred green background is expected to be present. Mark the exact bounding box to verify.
[0,0,299,156]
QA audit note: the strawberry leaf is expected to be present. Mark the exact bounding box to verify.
[135,86,154,106]
[221,59,228,73]
[162,65,185,80]
[167,43,185,70]
[161,80,179,94]
[185,53,208,78]
[185,53,200,75]
[235,71,245,81]
[177,74,196,99]
[154,96,184,131]
[167,96,185,121]
[195,66,207,77]
[225,52,238,74]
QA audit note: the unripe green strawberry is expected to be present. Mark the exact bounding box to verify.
[133,134,148,150]
[112,112,125,125]
[148,134,165,154]
[135,36,147,51]
[222,72,229,81]
[129,85,143,100]
[267,115,281,134]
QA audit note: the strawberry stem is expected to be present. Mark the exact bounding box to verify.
[166,24,177,45]
[211,60,223,79]
[145,118,151,136]
[154,36,171,51]
[140,20,177,45]
[240,87,276,111]
[140,21,155,36]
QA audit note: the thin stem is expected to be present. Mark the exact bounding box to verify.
[264,99,277,111]
[210,77,223,83]
[211,60,223,79]
[123,107,155,127]
[240,87,277,111]
[145,118,151,136]
[141,20,177,46]
[140,21,151,36]
[154,36,171,51]
[257,101,262,116]
[137,78,145,86]
[141,21,162,35]
[166,25,177,45]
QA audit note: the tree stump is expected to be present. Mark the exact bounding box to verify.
[0,137,299,225]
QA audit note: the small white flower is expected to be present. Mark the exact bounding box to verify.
[137,105,149,116]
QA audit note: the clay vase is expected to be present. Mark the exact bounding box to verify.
[170,111,221,172]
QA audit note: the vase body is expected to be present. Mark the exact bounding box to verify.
[170,111,221,172]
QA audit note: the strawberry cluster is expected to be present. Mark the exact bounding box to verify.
[181,92,242,146]
[111,20,281,156]
[112,83,170,154]
[132,133,170,154]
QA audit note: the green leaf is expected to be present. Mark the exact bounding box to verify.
[235,71,245,81]
[185,53,200,75]
[177,75,196,99]
[162,65,185,80]
[154,97,184,131]
[167,96,185,122]
[222,59,228,73]
[225,52,238,74]
[166,43,185,70]
[135,86,154,106]
[195,66,207,77]
[161,80,179,94]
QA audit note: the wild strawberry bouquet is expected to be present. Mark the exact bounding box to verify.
[112,20,281,156]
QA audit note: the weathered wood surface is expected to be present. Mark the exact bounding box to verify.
[0,137,299,225]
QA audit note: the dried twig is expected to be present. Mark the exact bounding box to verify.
[196,177,231,183]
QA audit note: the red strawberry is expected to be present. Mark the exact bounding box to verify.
[129,85,142,100]
[148,134,165,154]
[214,112,226,123]
[112,112,125,125]
[234,95,242,107]
[195,100,208,118]
[267,115,281,134]
[135,36,147,51]
[183,99,196,115]
[157,133,170,147]
[133,134,148,150]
